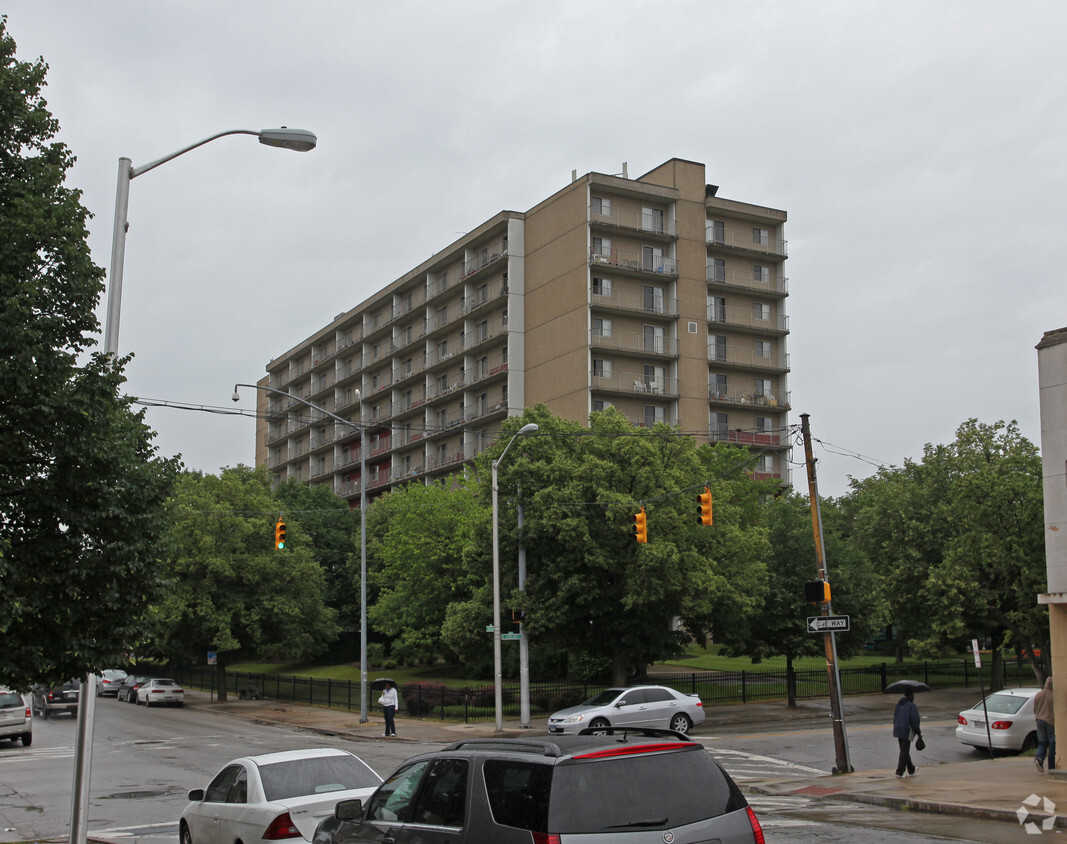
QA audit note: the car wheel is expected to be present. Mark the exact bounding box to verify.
[588,717,611,735]
[180,822,193,844]
[41,706,49,720]
[669,713,693,734]
[21,733,31,747]
[1023,731,1039,753]
[70,707,77,718]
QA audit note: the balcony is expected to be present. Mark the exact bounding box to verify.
[591,329,678,358]
[631,415,680,429]
[706,265,788,296]
[707,304,788,333]
[706,225,788,258]
[591,370,679,397]
[462,316,507,352]
[709,427,790,448]
[589,247,677,277]
[590,287,679,317]
[590,206,676,237]
[707,345,790,372]
[708,389,790,410]
[467,356,508,387]
[460,245,508,281]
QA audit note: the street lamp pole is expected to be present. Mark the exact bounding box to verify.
[492,422,538,733]
[232,383,369,725]
[70,127,316,844]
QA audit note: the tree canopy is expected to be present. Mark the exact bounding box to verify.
[0,18,179,689]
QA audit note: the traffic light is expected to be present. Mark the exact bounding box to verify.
[697,487,713,525]
[509,608,525,624]
[804,580,831,604]
[274,520,287,550]
[632,507,648,543]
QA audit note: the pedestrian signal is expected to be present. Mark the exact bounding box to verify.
[804,580,831,604]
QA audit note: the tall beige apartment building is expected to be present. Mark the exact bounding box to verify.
[257,158,790,501]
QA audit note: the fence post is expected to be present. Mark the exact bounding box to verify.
[464,688,469,724]
[690,673,697,695]
[880,663,886,692]
[741,670,746,704]
[441,685,446,720]
[924,662,929,685]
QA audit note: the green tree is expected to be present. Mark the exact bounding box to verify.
[150,467,339,699]
[451,406,773,685]
[366,480,484,665]
[0,18,179,689]
[845,419,1047,683]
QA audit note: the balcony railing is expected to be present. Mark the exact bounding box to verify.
[709,427,790,448]
[590,247,677,277]
[707,304,788,332]
[706,265,788,296]
[708,389,790,409]
[591,370,680,397]
[706,226,788,258]
[590,287,679,317]
[707,345,790,371]
[631,415,680,429]
[590,206,676,237]
[460,245,508,280]
[591,329,678,357]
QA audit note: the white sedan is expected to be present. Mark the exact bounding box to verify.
[180,749,383,844]
[956,687,1040,752]
[137,678,185,707]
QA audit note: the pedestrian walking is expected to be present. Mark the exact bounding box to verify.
[379,681,398,737]
[893,689,922,777]
[1035,677,1055,772]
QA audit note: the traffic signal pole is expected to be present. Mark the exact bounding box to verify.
[800,413,853,775]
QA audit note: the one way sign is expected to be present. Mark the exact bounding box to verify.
[807,615,850,633]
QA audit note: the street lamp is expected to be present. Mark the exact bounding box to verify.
[492,422,539,733]
[232,383,369,726]
[70,127,317,844]
[103,127,317,358]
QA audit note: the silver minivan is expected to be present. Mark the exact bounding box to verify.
[0,689,32,747]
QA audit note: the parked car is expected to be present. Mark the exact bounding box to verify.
[137,678,185,707]
[0,689,32,747]
[31,679,80,719]
[180,748,383,844]
[956,687,1040,752]
[96,669,129,696]
[547,684,705,735]
[312,728,763,843]
[117,675,150,703]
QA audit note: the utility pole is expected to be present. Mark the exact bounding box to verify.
[800,413,852,774]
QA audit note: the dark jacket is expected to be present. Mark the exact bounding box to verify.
[893,696,921,740]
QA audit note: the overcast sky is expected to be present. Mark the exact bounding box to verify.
[5,1,1064,497]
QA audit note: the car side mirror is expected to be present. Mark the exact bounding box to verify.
[188,789,205,801]
[335,798,362,820]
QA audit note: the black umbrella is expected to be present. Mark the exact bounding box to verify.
[371,678,396,690]
[883,680,931,694]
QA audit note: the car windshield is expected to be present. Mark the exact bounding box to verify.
[977,693,1031,715]
[582,689,625,707]
[258,755,381,802]
[0,692,22,708]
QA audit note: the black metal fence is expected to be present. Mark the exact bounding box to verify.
[162,657,1039,724]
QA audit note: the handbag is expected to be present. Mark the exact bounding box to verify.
[915,734,926,751]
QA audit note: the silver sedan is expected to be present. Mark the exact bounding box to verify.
[547,684,706,735]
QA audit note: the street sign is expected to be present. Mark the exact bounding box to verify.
[485,625,495,633]
[807,615,850,633]
[501,632,521,641]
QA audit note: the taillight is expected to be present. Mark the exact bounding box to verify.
[262,813,301,840]
[746,806,765,844]
[958,715,968,725]
[530,834,561,844]
[24,707,31,718]
[991,720,1014,730]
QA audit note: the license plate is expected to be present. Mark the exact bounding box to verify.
[973,721,985,729]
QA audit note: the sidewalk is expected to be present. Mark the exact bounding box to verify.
[185,686,1067,831]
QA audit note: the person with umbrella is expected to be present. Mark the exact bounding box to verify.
[375,679,398,737]
[890,683,924,778]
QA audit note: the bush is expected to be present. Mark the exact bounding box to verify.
[402,682,447,716]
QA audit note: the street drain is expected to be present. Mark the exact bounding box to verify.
[102,790,168,800]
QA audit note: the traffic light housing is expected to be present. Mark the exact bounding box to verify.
[274,520,287,550]
[632,507,648,543]
[697,487,713,525]
[508,608,525,624]
[804,579,831,604]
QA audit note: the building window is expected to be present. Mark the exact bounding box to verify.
[641,245,663,272]
[502,308,508,325]
[372,343,380,360]
[593,400,613,412]
[710,373,727,397]
[753,228,769,245]
[592,276,612,296]
[709,296,726,323]
[592,317,612,338]
[642,284,664,312]
[438,339,448,359]
[437,409,447,429]
[757,454,776,474]
[438,442,448,463]
[753,302,769,322]
[712,412,728,439]
[642,324,665,354]
[476,320,488,343]
[754,340,770,359]
[708,257,726,283]
[371,374,380,390]
[592,236,612,259]
[755,378,773,398]
[642,206,665,234]
[592,359,611,378]
[643,364,664,393]
[710,335,727,362]
[643,405,666,426]
[403,358,412,376]
[755,416,771,433]
[753,265,769,283]
[708,220,725,244]
[592,196,611,217]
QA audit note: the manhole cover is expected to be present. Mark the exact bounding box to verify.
[102,790,168,800]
